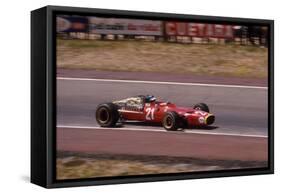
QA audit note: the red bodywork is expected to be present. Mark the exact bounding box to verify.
[117,101,214,127]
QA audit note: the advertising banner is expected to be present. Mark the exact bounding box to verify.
[89,17,163,36]
[57,16,88,33]
[165,22,234,38]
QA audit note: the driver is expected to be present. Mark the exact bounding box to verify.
[145,95,156,103]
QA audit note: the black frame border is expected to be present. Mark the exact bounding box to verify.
[31,5,274,188]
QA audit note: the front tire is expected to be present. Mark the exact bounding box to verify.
[162,111,180,131]
[96,103,119,127]
[193,103,210,113]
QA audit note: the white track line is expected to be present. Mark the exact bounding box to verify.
[57,77,267,90]
[57,125,268,138]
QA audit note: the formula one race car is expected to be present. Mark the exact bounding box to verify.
[95,95,215,131]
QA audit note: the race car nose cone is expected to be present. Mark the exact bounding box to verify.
[205,114,215,125]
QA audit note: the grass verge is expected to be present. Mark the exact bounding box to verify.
[57,39,268,78]
[56,152,267,180]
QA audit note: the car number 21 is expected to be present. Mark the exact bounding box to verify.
[145,107,155,120]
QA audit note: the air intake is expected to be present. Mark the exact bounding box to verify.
[206,115,215,125]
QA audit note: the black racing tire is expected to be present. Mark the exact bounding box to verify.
[162,111,180,131]
[96,103,119,127]
[193,103,210,113]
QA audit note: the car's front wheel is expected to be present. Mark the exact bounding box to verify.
[162,111,180,131]
[96,103,119,127]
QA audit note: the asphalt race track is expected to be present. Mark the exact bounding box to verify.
[57,78,268,136]
[57,127,267,161]
[56,77,268,163]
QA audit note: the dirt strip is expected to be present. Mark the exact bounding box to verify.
[57,68,267,87]
[57,127,268,162]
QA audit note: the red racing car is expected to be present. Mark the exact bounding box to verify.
[95,95,215,131]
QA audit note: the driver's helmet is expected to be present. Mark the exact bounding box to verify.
[145,95,156,102]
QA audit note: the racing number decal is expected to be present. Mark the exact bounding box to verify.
[145,107,155,120]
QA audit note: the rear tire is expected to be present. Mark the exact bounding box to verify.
[193,103,210,113]
[162,111,180,131]
[96,103,119,127]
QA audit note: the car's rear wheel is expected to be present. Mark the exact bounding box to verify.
[162,111,180,131]
[193,103,210,113]
[96,103,119,127]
